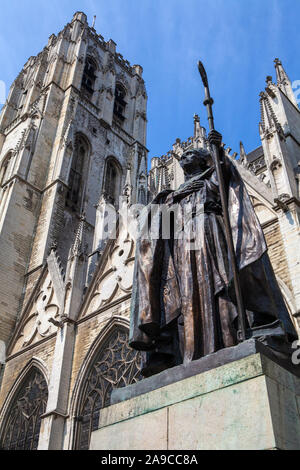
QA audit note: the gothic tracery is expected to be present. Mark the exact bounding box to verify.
[0,368,48,450]
[75,327,142,450]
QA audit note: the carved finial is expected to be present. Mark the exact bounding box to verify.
[274,58,298,107]
[194,114,201,139]
[92,15,96,28]
[266,76,273,85]
[239,141,247,164]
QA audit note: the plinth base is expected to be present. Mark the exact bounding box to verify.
[90,344,300,450]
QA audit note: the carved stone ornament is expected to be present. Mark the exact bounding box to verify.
[12,273,61,353]
[116,72,130,94]
[104,54,116,75]
[88,232,135,314]
[248,156,266,174]
[278,193,290,202]
[270,157,282,172]
[87,46,102,70]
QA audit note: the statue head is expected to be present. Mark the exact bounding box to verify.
[180,148,212,178]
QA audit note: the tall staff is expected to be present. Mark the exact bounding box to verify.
[198,61,247,342]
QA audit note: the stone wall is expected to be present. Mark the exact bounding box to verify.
[264,219,292,291]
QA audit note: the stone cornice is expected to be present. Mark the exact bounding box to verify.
[6,333,57,362]
[41,410,69,420]
[77,293,131,325]
[273,196,300,212]
[1,174,42,193]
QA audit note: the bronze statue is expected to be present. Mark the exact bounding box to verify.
[129,134,296,377]
[129,62,296,378]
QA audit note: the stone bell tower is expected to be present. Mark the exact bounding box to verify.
[0,11,148,366]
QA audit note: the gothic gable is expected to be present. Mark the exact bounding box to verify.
[9,260,64,356]
[80,223,135,319]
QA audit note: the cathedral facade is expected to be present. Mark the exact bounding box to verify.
[0,12,299,450]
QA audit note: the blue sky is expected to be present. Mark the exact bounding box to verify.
[0,0,299,161]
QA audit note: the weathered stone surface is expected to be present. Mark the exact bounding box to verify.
[111,339,299,405]
[100,353,264,430]
[266,376,300,450]
[91,408,168,451]
[91,353,300,450]
[168,376,274,450]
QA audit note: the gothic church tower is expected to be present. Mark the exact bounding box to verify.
[0,11,148,367]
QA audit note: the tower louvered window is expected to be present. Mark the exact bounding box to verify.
[81,57,96,95]
[0,368,48,450]
[139,186,146,205]
[103,159,120,206]
[66,136,88,211]
[113,84,126,122]
[75,327,142,450]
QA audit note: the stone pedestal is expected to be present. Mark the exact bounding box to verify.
[90,341,300,450]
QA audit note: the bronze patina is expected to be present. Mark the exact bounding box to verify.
[129,63,296,378]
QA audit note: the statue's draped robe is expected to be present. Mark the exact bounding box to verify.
[130,155,296,374]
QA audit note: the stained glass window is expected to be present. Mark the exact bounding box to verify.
[0,368,48,450]
[75,327,142,450]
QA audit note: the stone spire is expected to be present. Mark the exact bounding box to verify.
[194,114,201,137]
[239,141,247,164]
[259,91,284,137]
[274,58,298,107]
[122,166,133,205]
[157,165,169,193]
[259,62,299,202]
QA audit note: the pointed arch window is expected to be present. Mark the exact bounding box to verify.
[0,152,13,186]
[66,135,89,211]
[81,57,97,95]
[18,89,28,113]
[0,367,48,450]
[113,84,127,122]
[103,158,121,206]
[75,327,142,450]
[138,186,146,205]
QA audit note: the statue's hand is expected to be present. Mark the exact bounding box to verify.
[208,130,222,147]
